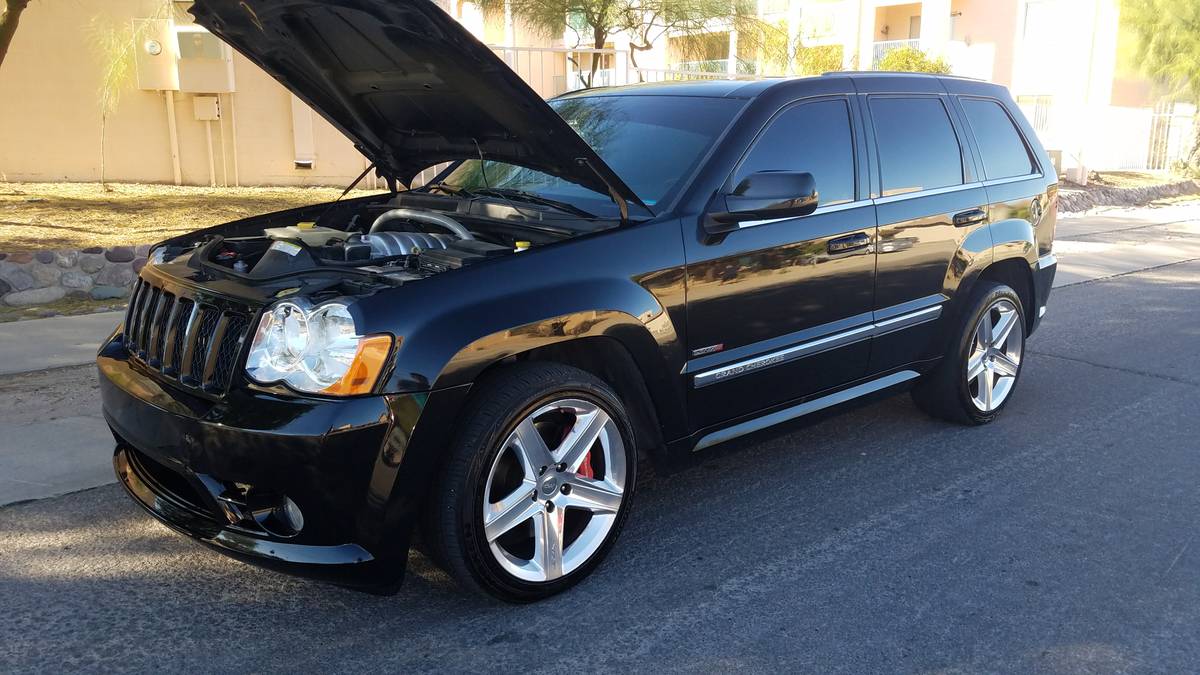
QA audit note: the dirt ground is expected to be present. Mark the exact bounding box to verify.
[1063,170,1187,190]
[0,182,382,252]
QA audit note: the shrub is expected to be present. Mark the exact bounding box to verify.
[877,46,952,74]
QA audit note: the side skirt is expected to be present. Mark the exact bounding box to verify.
[691,370,921,453]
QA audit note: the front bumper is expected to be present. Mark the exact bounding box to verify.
[98,333,469,593]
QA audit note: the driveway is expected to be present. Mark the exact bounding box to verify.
[1,204,1199,672]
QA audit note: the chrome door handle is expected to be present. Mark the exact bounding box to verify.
[827,232,871,254]
[953,208,987,227]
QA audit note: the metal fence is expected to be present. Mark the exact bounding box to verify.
[1018,98,1196,173]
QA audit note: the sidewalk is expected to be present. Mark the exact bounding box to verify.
[0,311,123,375]
[0,312,121,504]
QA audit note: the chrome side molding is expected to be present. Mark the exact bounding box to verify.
[693,370,921,452]
[693,305,942,388]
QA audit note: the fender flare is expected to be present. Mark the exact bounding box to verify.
[944,217,1037,324]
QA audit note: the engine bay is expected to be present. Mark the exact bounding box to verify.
[158,191,607,289]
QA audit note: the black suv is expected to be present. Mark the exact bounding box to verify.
[99,0,1057,602]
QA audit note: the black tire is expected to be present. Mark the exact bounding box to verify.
[912,281,1027,425]
[425,362,637,602]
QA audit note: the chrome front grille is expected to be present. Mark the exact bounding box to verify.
[124,276,253,395]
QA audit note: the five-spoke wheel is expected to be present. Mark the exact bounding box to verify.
[913,280,1027,425]
[426,363,636,602]
[483,398,627,582]
[966,298,1024,412]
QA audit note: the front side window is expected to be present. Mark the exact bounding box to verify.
[436,95,745,215]
[733,98,856,207]
[961,98,1036,179]
[870,97,964,196]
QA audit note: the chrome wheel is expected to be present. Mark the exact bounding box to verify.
[482,398,627,583]
[966,298,1023,412]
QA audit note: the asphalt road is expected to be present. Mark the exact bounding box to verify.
[2,256,1199,672]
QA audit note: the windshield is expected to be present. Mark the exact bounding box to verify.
[433,95,744,217]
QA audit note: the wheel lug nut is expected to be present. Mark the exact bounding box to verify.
[560,484,572,495]
[545,501,555,512]
[556,463,566,472]
[539,466,547,476]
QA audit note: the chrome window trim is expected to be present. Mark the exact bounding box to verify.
[982,173,1043,187]
[737,199,872,229]
[693,304,943,388]
[693,370,920,452]
[874,181,984,205]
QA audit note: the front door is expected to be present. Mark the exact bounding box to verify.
[684,97,877,428]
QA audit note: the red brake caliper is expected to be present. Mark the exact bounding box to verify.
[561,411,595,479]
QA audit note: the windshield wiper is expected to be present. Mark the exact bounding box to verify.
[423,182,475,198]
[471,187,596,219]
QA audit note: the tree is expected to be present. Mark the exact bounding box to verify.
[483,0,788,87]
[91,18,138,190]
[1123,0,1200,173]
[0,0,31,71]
[876,46,952,74]
[89,3,177,188]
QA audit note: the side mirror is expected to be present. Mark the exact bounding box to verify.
[707,171,819,232]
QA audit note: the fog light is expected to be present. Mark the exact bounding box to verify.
[259,496,305,538]
[279,497,304,533]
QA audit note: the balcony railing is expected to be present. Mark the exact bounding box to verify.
[673,58,758,75]
[872,38,921,67]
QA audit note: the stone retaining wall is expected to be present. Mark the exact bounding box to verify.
[0,245,148,307]
[1057,178,1200,213]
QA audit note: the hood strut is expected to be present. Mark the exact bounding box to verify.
[576,157,630,223]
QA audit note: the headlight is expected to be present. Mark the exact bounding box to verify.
[245,301,393,396]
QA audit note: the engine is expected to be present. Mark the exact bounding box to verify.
[195,205,514,284]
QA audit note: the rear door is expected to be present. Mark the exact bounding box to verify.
[863,90,989,373]
[684,95,876,427]
[954,94,1047,262]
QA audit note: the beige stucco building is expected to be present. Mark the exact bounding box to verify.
[0,0,556,188]
[0,0,1181,187]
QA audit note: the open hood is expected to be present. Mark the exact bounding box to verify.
[189,0,646,212]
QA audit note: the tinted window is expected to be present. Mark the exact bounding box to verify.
[870,97,963,196]
[734,99,856,206]
[438,95,744,214]
[961,98,1035,179]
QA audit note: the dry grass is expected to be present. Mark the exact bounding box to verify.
[0,182,383,252]
[0,296,127,323]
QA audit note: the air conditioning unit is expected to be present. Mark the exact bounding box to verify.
[176,25,236,93]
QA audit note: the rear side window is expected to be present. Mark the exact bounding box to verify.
[870,97,963,196]
[960,98,1036,179]
[734,98,856,206]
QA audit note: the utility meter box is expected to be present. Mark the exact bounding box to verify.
[193,95,221,121]
[132,18,179,91]
[176,26,236,93]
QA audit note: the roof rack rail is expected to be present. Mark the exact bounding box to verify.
[820,70,985,82]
